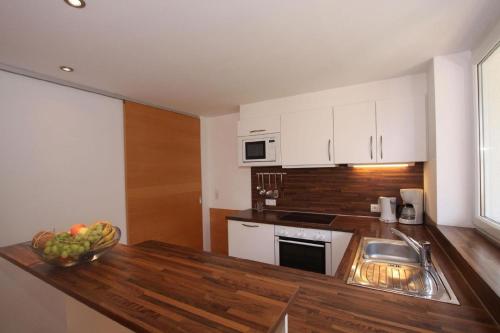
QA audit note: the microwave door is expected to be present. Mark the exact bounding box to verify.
[245,141,266,161]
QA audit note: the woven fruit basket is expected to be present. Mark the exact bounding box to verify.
[31,221,121,267]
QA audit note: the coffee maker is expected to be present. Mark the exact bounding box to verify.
[399,189,424,225]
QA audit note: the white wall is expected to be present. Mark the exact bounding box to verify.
[200,113,252,251]
[240,74,427,117]
[435,52,474,227]
[0,70,127,332]
[424,52,474,227]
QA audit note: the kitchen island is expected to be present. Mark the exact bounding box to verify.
[1,216,499,333]
[0,241,297,333]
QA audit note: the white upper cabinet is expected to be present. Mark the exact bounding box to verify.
[333,102,376,164]
[281,108,334,168]
[237,115,280,136]
[375,97,427,163]
[333,97,427,164]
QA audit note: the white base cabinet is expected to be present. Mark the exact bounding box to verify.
[228,220,275,264]
[331,231,353,275]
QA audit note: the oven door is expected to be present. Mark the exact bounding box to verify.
[275,236,332,275]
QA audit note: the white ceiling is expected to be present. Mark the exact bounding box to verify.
[1,1,500,116]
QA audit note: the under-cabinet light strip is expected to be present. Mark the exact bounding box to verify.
[351,163,412,168]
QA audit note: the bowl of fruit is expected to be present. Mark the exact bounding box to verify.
[31,221,120,267]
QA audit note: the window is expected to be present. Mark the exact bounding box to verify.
[476,41,500,243]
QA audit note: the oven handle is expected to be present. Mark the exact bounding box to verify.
[277,239,325,248]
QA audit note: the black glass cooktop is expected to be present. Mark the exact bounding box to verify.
[279,212,336,225]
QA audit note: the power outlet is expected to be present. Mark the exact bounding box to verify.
[265,199,277,206]
[370,204,380,213]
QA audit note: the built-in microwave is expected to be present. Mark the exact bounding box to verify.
[238,134,281,166]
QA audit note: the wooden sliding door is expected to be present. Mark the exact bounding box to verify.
[124,101,202,249]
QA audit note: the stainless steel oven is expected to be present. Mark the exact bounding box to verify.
[275,226,332,275]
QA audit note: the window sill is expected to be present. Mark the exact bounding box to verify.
[474,217,500,245]
[430,224,500,322]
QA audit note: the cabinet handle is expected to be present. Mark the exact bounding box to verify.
[370,136,373,160]
[380,136,383,160]
[242,224,259,228]
[328,139,332,161]
[249,129,266,133]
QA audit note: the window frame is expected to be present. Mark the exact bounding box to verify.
[473,40,500,245]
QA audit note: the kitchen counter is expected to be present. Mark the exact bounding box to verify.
[227,209,339,230]
[0,241,297,333]
[228,209,500,332]
[1,214,499,332]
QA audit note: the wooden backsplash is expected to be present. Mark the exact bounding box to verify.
[251,164,423,217]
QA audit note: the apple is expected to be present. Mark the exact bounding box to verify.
[77,227,89,236]
[69,224,87,237]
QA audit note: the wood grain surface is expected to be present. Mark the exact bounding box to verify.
[124,101,202,249]
[0,242,297,333]
[210,208,239,255]
[251,163,423,216]
[2,216,499,333]
[431,224,500,323]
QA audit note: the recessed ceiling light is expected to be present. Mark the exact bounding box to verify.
[60,66,74,72]
[63,0,86,8]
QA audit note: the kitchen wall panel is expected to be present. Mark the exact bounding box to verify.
[209,208,239,255]
[124,101,203,249]
[251,164,423,217]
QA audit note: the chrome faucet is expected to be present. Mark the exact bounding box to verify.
[390,228,432,269]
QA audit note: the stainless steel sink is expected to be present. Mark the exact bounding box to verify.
[363,240,420,263]
[347,237,459,304]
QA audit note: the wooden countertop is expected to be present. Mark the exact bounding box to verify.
[0,241,298,333]
[229,210,500,332]
[1,214,499,333]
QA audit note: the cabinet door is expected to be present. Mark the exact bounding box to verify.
[376,97,427,163]
[331,231,353,276]
[281,108,334,167]
[333,102,376,164]
[228,220,275,264]
[237,115,280,136]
